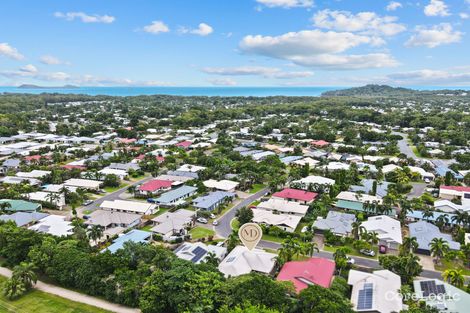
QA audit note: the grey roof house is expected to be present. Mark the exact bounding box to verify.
[313,211,356,236]
[153,185,198,206]
[193,191,235,211]
[350,179,392,198]
[409,221,460,254]
[108,162,140,172]
[0,212,49,227]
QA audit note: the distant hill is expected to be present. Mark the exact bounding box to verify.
[321,84,468,97]
[18,84,79,89]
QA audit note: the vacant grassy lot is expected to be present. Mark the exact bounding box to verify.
[190,227,215,240]
[248,184,266,194]
[0,276,110,313]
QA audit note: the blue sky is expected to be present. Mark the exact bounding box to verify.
[0,0,469,87]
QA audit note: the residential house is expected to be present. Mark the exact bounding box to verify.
[193,191,235,211]
[413,279,470,313]
[84,210,142,238]
[291,175,335,190]
[0,199,41,212]
[218,246,277,277]
[100,199,157,215]
[0,212,48,227]
[348,270,403,313]
[138,179,173,196]
[251,208,302,232]
[174,242,227,264]
[64,178,101,191]
[203,179,239,192]
[409,221,460,255]
[26,191,66,210]
[1,158,20,174]
[335,191,388,214]
[361,215,402,249]
[151,209,195,241]
[104,229,152,253]
[439,185,470,201]
[153,185,197,207]
[350,179,391,198]
[28,215,73,237]
[277,258,335,292]
[256,198,309,216]
[272,188,318,205]
[313,211,356,236]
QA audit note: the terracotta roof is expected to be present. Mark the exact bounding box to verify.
[277,258,335,292]
[139,179,173,192]
[272,188,318,202]
[441,185,470,192]
[311,140,329,147]
[176,140,192,148]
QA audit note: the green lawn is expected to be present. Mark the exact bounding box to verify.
[190,227,215,240]
[0,276,110,313]
[248,184,266,194]
[103,183,129,193]
[435,260,470,276]
[261,234,284,243]
[230,219,240,231]
[140,225,154,231]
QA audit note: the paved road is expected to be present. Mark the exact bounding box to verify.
[0,267,140,313]
[407,182,428,199]
[214,188,270,238]
[256,240,468,282]
[77,176,154,217]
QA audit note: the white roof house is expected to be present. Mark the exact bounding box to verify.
[322,162,350,171]
[174,242,227,264]
[218,246,276,277]
[408,166,435,180]
[16,170,51,179]
[362,215,402,248]
[99,168,127,179]
[29,215,73,237]
[177,164,206,173]
[251,208,302,232]
[100,200,157,215]
[256,198,308,216]
[64,178,101,190]
[348,270,403,313]
[434,199,470,213]
[381,164,402,174]
[203,179,239,192]
[336,191,383,204]
[292,157,320,167]
[41,184,78,193]
[26,191,66,209]
[292,175,335,187]
[151,209,195,240]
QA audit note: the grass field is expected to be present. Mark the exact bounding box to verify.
[435,260,470,276]
[190,227,215,240]
[261,234,284,243]
[323,244,378,260]
[103,183,129,193]
[248,184,266,194]
[0,276,110,313]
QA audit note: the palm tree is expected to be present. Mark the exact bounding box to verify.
[429,238,449,265]
[400,236,418,256]
[204,252,220,267]
[333,247,350,276]
[422,209,434,222]
[442,269,465,288]
[451,211,469,228]
[302,241,319,257]
[0,201,12,214]
[13,262,37,288]
[3,277,26,300]
[367,231,379,246]
[226,230,241,252]
[435,214,450,230]
[351,221,364,240]
[87,225,104,244]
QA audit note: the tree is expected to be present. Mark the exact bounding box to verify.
[12,262,37,289]
[333,247,350,276]
[218,304,280,313]
[204,252,220,267]
[295,285,354,313]
[3,276,26,300]
[103,174,120,188]
[236,207,253,225]
[87,225,104,245]
[379,255,422,285]
[442,269,465,289]
[429,238,449,265]
[400,237,418,256]
[0,201,11,214]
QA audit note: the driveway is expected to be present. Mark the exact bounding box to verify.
[214,187,270,238]
[407,182,428,199]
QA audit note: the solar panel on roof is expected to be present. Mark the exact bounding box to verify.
[357,283,373,310]
[226,256,236,263]
[190,246,207,263]
[420,280,445,297]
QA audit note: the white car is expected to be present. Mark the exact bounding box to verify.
[210,213,216,219]
[197,217,208,224]
[212,220,219,226]
[347,257,355,265]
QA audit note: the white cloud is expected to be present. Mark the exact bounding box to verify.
[424,0,450,17]
[459,12,469,19]
[207,78,237,86]
[179,23,213,36]
[0,43,24,60]
[386,1,402,11]
[54,12,115,23]
[256,0,314,8]
[312,10,406,37]
[142,21,170,34]
[202,66,313,78]
[40,55,69,65]
[387,69,470,85]
[239,30,398,70]
[0,64,70,81]
[405,23,462,48]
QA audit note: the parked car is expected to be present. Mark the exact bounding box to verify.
[197,217,208,224]
[210,213,216,219]
[83,200,94,206]
[347,257,355,265]
[379,245,388,254]
[212,220,219,226]
[360,249,376,257]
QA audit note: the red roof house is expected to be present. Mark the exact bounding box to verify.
[175,140,192,149]
[139,179,173,194]
[276,258,335,292]
[311,140,329,148]
[135,154,165,163]
[272,188,318,204]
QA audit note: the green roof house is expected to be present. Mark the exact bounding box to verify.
[0,199,41,212]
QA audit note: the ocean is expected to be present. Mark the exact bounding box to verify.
[0,86,341,97]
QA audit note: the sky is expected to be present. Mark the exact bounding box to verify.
[0,0,469,87]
